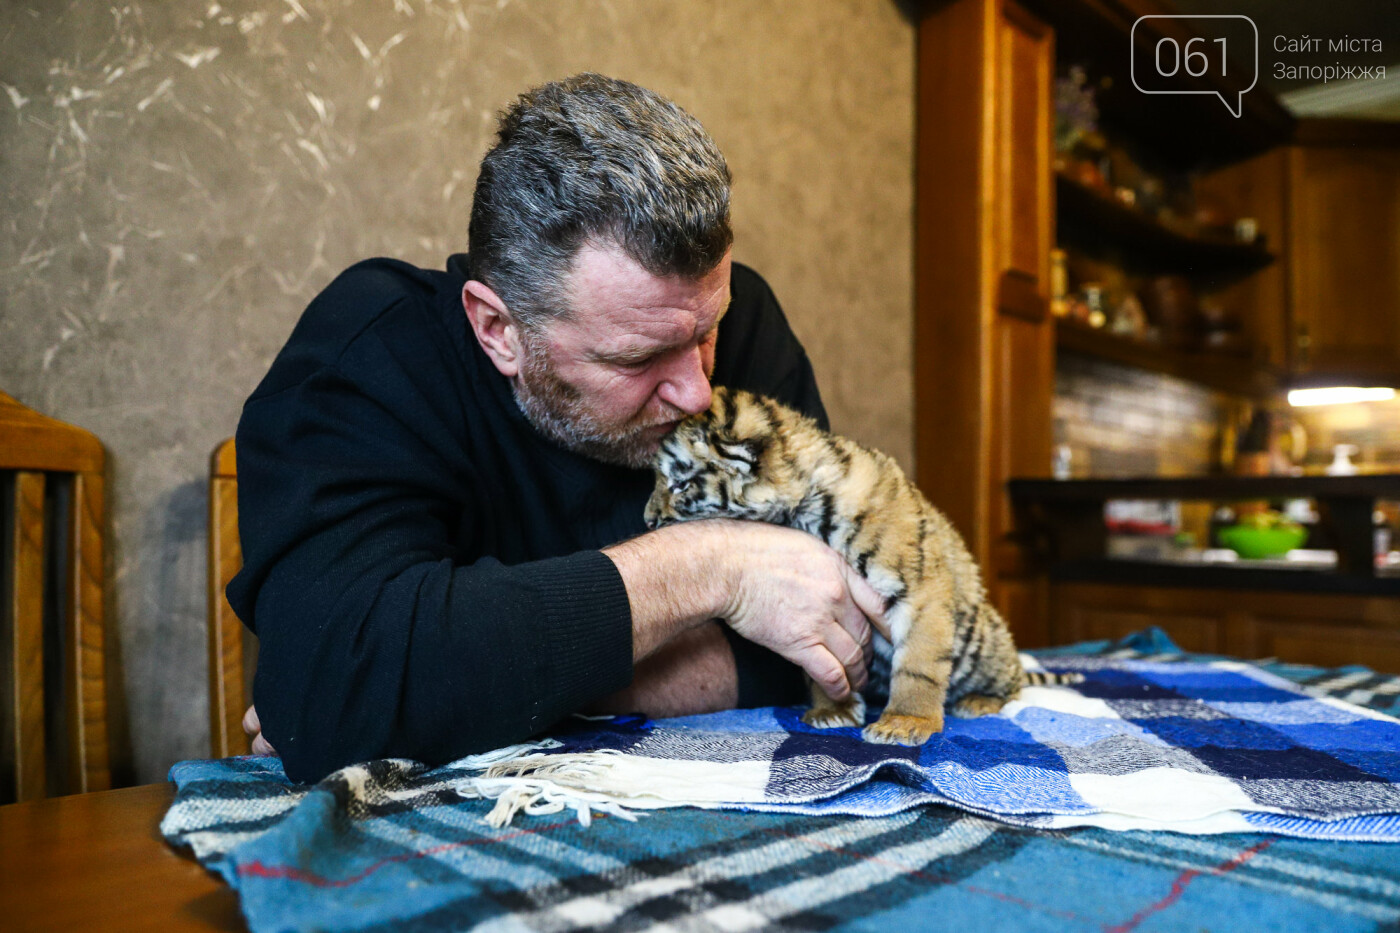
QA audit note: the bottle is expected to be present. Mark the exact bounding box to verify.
[1049,249,1069,318]
[1083,284,1106,329]
[1234,409,1272,477]
[1326,444,1359,476]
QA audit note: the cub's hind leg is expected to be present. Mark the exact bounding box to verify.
[948,603,1024,720]
[951,693,1012,718]
[864,591,954,746]
[802,677,866,729]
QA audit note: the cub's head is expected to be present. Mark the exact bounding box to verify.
[643,387,801,530]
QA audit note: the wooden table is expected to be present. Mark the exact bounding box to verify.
[0,783,244,932]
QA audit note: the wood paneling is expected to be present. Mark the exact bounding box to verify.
[915,0,995,561]
[996,1,1051,288]
[990,0,1053,554]
[991,0,1054,631]
[993,316,1054,547]
[915,0,1053,646]
[1053,586,1227,654]
[996,577,1050,649]
[1052,582,1400,672]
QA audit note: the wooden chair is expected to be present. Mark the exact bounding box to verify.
[0,391,110,802]
[208,438,256,757]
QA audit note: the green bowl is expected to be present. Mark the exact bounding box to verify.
[1218,524,1308,560]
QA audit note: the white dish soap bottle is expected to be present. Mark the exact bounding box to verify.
[1326,444,1359,476]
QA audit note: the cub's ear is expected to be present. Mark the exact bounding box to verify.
[715,435,769,472]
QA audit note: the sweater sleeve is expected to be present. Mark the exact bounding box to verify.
[715,262,829,429]
[229,330,632,784]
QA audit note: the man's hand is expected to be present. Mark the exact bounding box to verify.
[604,519,886,703]
[242,705,278,757]
[719,522,884,701]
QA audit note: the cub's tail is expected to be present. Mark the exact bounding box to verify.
[1022,670,1085,687]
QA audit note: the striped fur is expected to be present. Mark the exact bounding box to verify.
[644,387,1077,746]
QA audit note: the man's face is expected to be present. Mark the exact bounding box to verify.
[512,244,731,469]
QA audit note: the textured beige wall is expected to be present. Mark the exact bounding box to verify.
[0,0,913,782]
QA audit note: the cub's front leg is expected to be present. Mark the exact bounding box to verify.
[864,591,953,746]
[801,677,866,729]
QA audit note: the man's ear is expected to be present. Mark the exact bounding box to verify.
[462,280,525,379]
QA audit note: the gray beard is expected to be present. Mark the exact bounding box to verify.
[510,347,666,470]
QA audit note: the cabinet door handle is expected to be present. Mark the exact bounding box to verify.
[1295,323,1312,368]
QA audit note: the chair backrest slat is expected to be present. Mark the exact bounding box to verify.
[66,471,109,791]
[208,438,251,758]
[5,471,48,802]
[1,392,109,802]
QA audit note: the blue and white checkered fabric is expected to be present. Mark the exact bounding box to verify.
[461,655,1400,840]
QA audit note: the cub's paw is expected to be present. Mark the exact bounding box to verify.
[863,713,942,746]
[802,697,865,730]
[951,694,1008,718]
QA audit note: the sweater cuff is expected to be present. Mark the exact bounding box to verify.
[538,550,634,712]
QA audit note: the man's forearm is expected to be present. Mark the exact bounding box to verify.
[603,517,880,706]
[602,520,735,663]
[586,621,738,718]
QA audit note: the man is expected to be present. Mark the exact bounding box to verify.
[232,73,882,783]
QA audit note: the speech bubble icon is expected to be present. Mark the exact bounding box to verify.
[1131,15,1258,118]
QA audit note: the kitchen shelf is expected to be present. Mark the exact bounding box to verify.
[1009,473,1400,503]
[1055,174,1276,278]
[1008,473,1400,594]
[1018,0,1294,171]
[1046,560,1400,596]
[1055,318,1279,397]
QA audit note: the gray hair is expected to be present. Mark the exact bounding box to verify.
[467,73,733,331]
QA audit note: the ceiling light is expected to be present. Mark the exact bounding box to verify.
[1287,387,1397,407]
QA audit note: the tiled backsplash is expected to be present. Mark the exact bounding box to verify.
[1053,351,1227,478]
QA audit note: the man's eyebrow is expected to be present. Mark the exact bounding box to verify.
[596,343,664,364]
[595,296,730,364]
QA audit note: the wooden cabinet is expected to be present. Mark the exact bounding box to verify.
[1053,586,1230,654]
[1198,127,1400,385]
[1288,143,1400,382]
[1053,582,1400,672]
[915,0,1054,645]
[1193,149,1292,373]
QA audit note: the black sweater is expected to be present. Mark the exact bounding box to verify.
[228,254,828,782]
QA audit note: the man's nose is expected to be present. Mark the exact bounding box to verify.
[657,347,713,415]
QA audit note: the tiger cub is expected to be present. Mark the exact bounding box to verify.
[643,387,1075,746]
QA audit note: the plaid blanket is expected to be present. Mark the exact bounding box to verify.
[452,654,1400,839]
[164,631,1400,932]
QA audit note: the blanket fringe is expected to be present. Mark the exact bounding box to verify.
[476,779,642,829]
[472,751,644,828]
[452,748,765,828]
[444,748,641,828]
